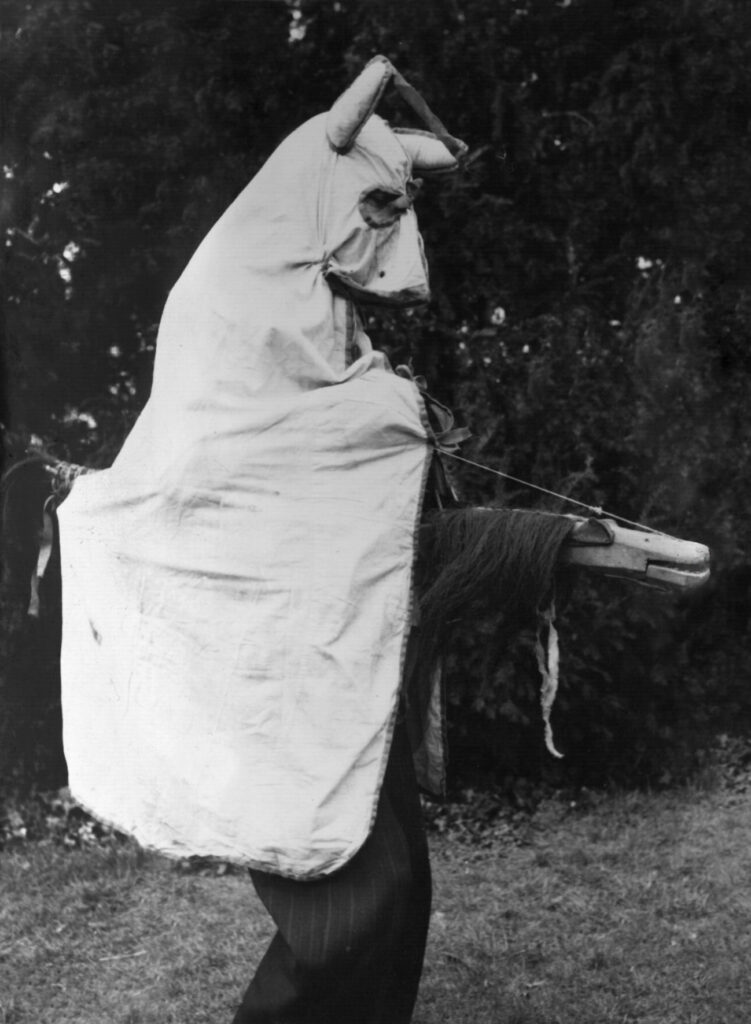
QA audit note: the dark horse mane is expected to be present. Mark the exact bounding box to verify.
[414,507,576,668]
[420,507,575,624]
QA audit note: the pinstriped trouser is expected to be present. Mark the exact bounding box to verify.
[231,720,432,1023]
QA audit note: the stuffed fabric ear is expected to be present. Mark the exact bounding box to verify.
[394,129,462,174]
[326,56,394,153]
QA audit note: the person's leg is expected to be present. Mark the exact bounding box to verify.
[231,720,431,1024]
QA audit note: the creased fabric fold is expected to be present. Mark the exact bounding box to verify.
[59,108,432,878]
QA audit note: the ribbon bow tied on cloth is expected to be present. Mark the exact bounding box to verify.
[395,364,471,454]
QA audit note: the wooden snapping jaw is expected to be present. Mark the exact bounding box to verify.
[563,516,711,591]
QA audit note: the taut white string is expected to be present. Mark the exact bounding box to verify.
[437,448,667,536]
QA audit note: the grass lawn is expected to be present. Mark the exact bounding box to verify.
[1,778,749,1024]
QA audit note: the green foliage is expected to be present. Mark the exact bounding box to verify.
[3,0,751,791]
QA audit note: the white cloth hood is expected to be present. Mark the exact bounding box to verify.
[56,59,466,878]
[149,111,429,414]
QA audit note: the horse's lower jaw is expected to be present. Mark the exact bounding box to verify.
[563,517,711,592]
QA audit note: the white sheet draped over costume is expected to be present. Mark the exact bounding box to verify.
[58,108,433,878]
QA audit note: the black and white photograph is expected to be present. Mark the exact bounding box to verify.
[1,1,749,1021]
